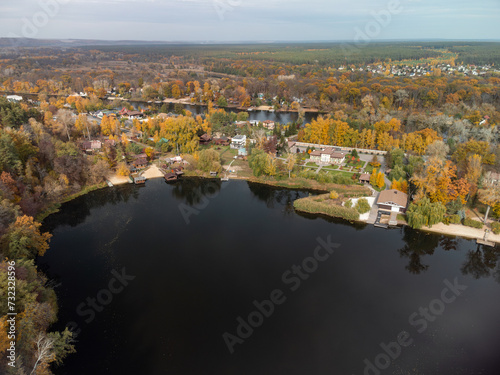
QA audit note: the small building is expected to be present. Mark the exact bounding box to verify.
[164,172,178,181]
[376,189,408,213]
[133,158,148,169]
[80,140,102,152]
[104,139,116,147]
[359,173,371,184]
[213,137,230,146]
[6,95,23,103]
[199,133,212,145]
[171,167,184,176]
[235,121,249,128]
[231,135,247,149]
[262,120,275,130]
[134,176,146,184]
[288,141,297,151]
[238,147,247,156]
[90,140,102,150]
[485,171,500,185]
[127,111,144,120]
[169,156,183,163]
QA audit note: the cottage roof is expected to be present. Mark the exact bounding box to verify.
[133,157,148,166]
[377,189,408,207]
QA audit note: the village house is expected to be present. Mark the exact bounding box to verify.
[231,135,247,149]
[376,189,408,214]
[485,171,500,185]
[6,95,23,103]
[309,147,345,165]
[213,137,230,146]
[235,121,249,128]
[80,140,102,152]
[199,133,212,145]
[119,107,144,119]
[104,139,116,147]
[262,120,275,130]
[132,157,148,169]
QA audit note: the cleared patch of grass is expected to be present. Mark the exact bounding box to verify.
[294,194,360,221]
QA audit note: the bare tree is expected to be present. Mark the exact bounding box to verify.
[426,140,449,160]
[56,109,75,141]
[30,333,55,375]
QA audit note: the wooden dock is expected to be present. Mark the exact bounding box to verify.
[476,239,496,247]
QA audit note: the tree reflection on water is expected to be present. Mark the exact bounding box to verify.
[461,245,500,280]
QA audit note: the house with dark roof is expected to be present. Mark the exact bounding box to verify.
[199,133,212,145]
[213,137,230,146]
[132,157,148,169]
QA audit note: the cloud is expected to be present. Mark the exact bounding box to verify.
[0,0,498,41]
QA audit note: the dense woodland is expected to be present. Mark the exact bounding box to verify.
[1,41,500,374]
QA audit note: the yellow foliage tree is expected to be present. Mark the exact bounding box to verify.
[117,163,130,176]
[0,216,52,258]
[0,317,9,354]
[370,168,378,186]
[376,171,385,189]
[121,133,129,145]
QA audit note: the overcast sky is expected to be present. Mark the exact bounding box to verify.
[1,0,499,42]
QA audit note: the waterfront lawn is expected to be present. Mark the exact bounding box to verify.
[293,193,360,221]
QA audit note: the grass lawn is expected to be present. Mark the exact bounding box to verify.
[305,162,319,167]
[218,146,238,164]
[324,169,355,178]
[323,165,339,170]
[345,161,365,168]
[364,164,377,173]
[397,214,407,223]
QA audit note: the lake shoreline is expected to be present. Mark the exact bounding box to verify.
[39,172,500,245]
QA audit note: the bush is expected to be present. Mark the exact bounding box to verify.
[354,198,371,214]
[490,221,500,235]
[329,191,339,200]
[126,142,142,154]
[345,199,353,208]
[463,218,483,229]
[443,214,461,225]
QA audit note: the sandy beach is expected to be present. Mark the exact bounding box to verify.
[108,174,130,185]
[141,165,165,179]
[420,222,500,244]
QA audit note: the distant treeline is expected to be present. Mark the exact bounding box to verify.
[87,41,500,66]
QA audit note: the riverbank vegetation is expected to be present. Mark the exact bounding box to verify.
[293,193,361,221]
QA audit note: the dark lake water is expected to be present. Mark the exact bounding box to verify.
[128,101,317,125]
[39,179,500,375]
